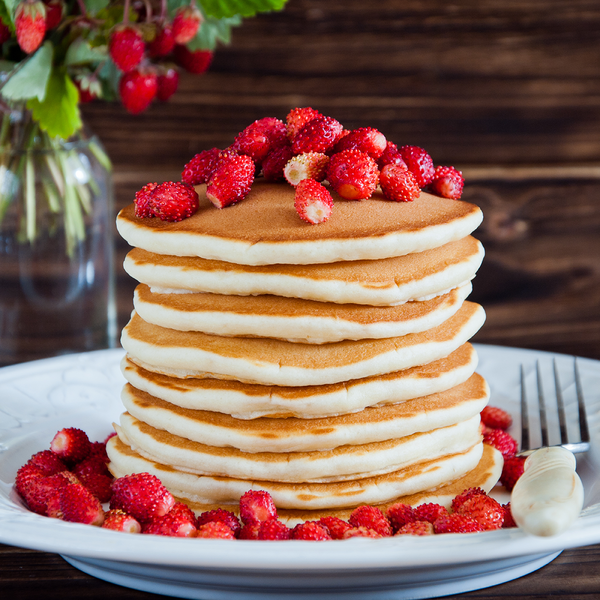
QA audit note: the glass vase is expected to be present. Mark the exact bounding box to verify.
[0,107,117,366]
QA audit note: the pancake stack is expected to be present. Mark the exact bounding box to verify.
[108,180,503,524]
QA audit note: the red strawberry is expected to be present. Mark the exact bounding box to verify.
[15,0,46,54]
[500,455,526,491]
[173,45,212,74]
[285,107,321,140]
[456,495,504,531]
[399,145,435,188]
[413,503,448,524]
[73,455,111,478]
[239,490,277,525]
[102,509,142,533]
[342,527,381,539]
[182,148,222,185]
[451,487,488,512]
[110,472,175,523]
[196,508,241,537]
[283,152,329,186]
[134,182,158,218]
[253,117,288,148]
[109,25,145,72]
[379,163,420,202]
[0,17,11,44]
[317,516,352,540]
[196,521,236,539]
[377,141,407,171]
[206,154,255,208]
[348,505,392,537]
[386,503,416,532]
[292,115,344,154]
[395,520,434,536]
[327,149,379,200]
[77,471,113,503]
[483,429,518,458]
[119,68,158,114]
[14,463,45,500]
[28,450,67,476]
[43,0,63,29]
[50,427,91,465]
[144,502,197,537]
[232,121,273,164]
[433,513,483,534]
[238,522,261,539]
[148,23,176,57]
[74,74,101,103]
[502,503,517,528]
[429,165,464,200]
[261,144,294,182]
[258,519,290,540]
[48,483,104,526]
[333,127,387,160]
[294,179,333,224]
[291,521,332,541]
[480,405,512,431]
[89,440,110,463]
[148,181,199,221]
[172,5,202,44]
[24,472,72,515]
[157,67,179,102]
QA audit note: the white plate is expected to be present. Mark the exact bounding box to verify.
[1,345,600,600]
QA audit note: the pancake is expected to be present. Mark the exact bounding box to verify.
[107,434,489,510]
[121,301,485,386]
[123,236,484,306]
[120,343,479,419]
[116,412,482,483]
[132,282,472,343]
[121,372,489,453]
[116,182,483,266]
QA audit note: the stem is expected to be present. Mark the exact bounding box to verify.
[0,113,11,148]
[89,140,111,172]
[123,0,131,24]
[25,153,36,243]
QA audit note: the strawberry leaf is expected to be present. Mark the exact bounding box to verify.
[187,14,241,50]
[1,41,53,102]
[65,38,107,66]
[198,0,288,19]
[26,69,82,139]
[0,0,15,30]
[82,0,110,17]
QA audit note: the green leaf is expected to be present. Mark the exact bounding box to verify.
[198,0,288,19]
[187,14,242,50]
[1,0,17,25]
[82,0,110,17]
[26,69,82,139]
[0,0,15,30]
[65,38,107,66]
[0,41,53,102]
[0,59,16,73]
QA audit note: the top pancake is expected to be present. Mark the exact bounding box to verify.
[116,181,483,266]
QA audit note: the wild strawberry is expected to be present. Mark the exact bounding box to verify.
[144,502,197,537]
[258,519,290,540]
[333,127,387,160]
[77,471,113,502]
[377,141,407,171]
[134,182,158,218]
[172,5,202,44]
[89,440,110,463]
[119,67,158,114]
[386,503,416,532]
[0,17,11,44]
[49,483,104,525]
[379,163,420,202]
[456,495,504,531]
[285,106,321,140]
[173,45,212,74]
[239,490,277,525]
[50,427,91,465]
[157,67,179,102]
[261,143,294,181]
[102,509,142,533]
[14,463,45,499]
[502,503,517,528]
[15,0,46,54]
[206,154,255,208]
[317,516,352,540]
[74,74,101,103]
[327,149,379,200]
[395,520,434,536]
[196,521,236,539]
[284,152,329,186]
[149,181,199,221]
[433,513,483,534]
[109,25,145,72]
[182,148,222,185]
[148,23,176,57]
[196,508,241,537]
[500,455,526,491]
[342,527,381,539]
[292,115,344,154]
[291,521,332,541]
[73,455,111,478]
[413,503,448,524]
[24,472,71,515]
[480,406,512,431]
[238,522,261,539]
[451,487,488,512]
[399,145,435,188]
[43,0,63,29]
[110,472,175,523]
[483,429,518,458]
[232,121,274,164]
[429,165,465,200]
[28,450,67,476]
[253,117,288,148]
[294,179,333,224]
[348,505,392,537]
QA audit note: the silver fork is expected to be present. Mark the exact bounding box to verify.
[519,358,590,455]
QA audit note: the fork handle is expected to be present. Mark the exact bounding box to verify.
[511,447,584,537]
